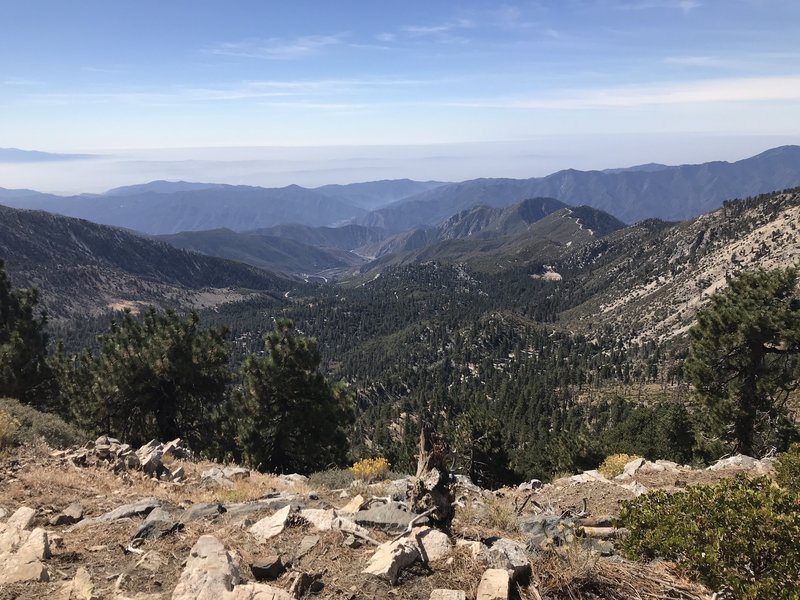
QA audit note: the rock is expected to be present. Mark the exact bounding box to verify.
[479,538,531,579]
[339,494,365,513]
[295,534,319,560]
[171,466,186,482]
[412,527,452,562]
[0,506,37,553]
[299,508,335,531]
[0,528,51,584]
[615,457,646,479]
[288,571,324,597]
[136,440,165,477]
[6,506,36,531]
[225,497,301,522]
[230,583,293,600]
[277,473,308,486]
[708,454,759,471]
[50,502,84,526]
[430,591,466,600]
[135,551,166,573]
[172,535,240,600]
[223,467,250,481]
[201,467,235,489]
[455,539,484,558]
[250,555,285,581]
[162,438,191,459]
[330,515,371,538]
[476,568,510,600]
[57,566,97,600]
[71,497,160,529]
[249,505,292,543]
[354,502,423,534]
[520,515,571,549]
[571,469,609,484]
[621,481,648,496]
[342,534,361,549]
[132,507,181,540]
[362,537,420,584]
[181,503,226,523]
[517,479,543,492]
[453,474,481,493]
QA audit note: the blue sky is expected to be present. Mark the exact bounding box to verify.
[1,0,799,190]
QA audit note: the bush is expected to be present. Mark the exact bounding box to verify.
[352,456,390,483]
[308,468,355,490]
[775,442,800,494]
[597,453,639,478]
[0,397,85,449]
[0,409,20,451]
[619,475,800,599]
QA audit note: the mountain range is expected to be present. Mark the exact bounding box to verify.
[1,146,798,240]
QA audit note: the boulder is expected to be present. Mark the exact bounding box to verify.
[412,527,452,562]
[708,454,759,471]
[249,505,292,543]
[362,537,420,584]
[132,506,181,540]
[476,568,510,600]
[57,566,97,600]
[230,584,293,600]
[0,528,51,584]
[299,508,335,531]
[71,497,160,529]
[621,481,648,497]
[50,502,84,526]
[172,535,240,600]
[0,506,37,553]
[201,467,235,489]
[517,479,543,492]
[455,539,485,558]
[354,502,423,534]
[479,537,531,579]
[223,467,250,481]
[250,555,285,581]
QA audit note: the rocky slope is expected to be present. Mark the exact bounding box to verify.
[0,437,772,599]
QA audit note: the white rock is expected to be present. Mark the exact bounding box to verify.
[622,481,648,496]
[249,505,292,543]
[172,535,240,600]
[476,568,510,600]
[299,508,335,531]
[57,566,96,600]
[455,539,485,558]
[708,454,758,471]
[412,527,452,563]
[430,590,466,600]
[229,583,293,600]
[362,537,420,584]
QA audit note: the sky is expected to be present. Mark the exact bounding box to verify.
[1,0,799,192]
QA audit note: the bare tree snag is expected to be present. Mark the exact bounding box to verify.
[408,426,455,527]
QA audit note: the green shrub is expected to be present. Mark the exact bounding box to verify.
[619,475,800,599]
[308,468,355,490]
[0,397,85,449]
[775,442,800,494]
[0,409,20,451]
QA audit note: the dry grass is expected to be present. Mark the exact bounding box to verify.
[525,545,712,600]
[598,454,640,479]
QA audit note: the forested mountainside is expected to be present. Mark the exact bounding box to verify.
[360,145,800,231]
[0,205,291,318]
[193,188,800,479]
[155,228,366,274]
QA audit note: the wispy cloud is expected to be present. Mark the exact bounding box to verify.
[402,18,473,36]
[208,34,343,60]
[3,78,44,86]
[664,55,729,67]
[447,75,800,109]
[614,0,701,12]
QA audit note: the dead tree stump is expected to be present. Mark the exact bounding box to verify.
[407,426,455,527]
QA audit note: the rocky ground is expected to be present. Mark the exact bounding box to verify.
[0,438,773,600]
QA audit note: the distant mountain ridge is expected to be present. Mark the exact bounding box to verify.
[0,205,290,317]
[359,145,800,230]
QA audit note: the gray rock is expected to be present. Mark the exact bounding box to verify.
[172,535,240,600]
[201,467,235,489]
[181,503,226,523]
[342,534,361,549]
[354,502,423,534]
[250,555,284,581]
[249,505,291,543]
[479,537,531,579]
[171,466,185,482]
[70,497,160,529]
[223,467,250,481]
[57,565,96,599]
[295,534,319,559]
[517,479,543,492]
[226,497,300,521]
[132,507,181,540]
[50,502,84,526]
[708,454,759,470]
[412,527,452,563]
[520,515,571,549]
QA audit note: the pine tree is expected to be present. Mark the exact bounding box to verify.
[56,308,231,448]
[0,260,52,406]
[685,267,800,456]
[233,319,354,473]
